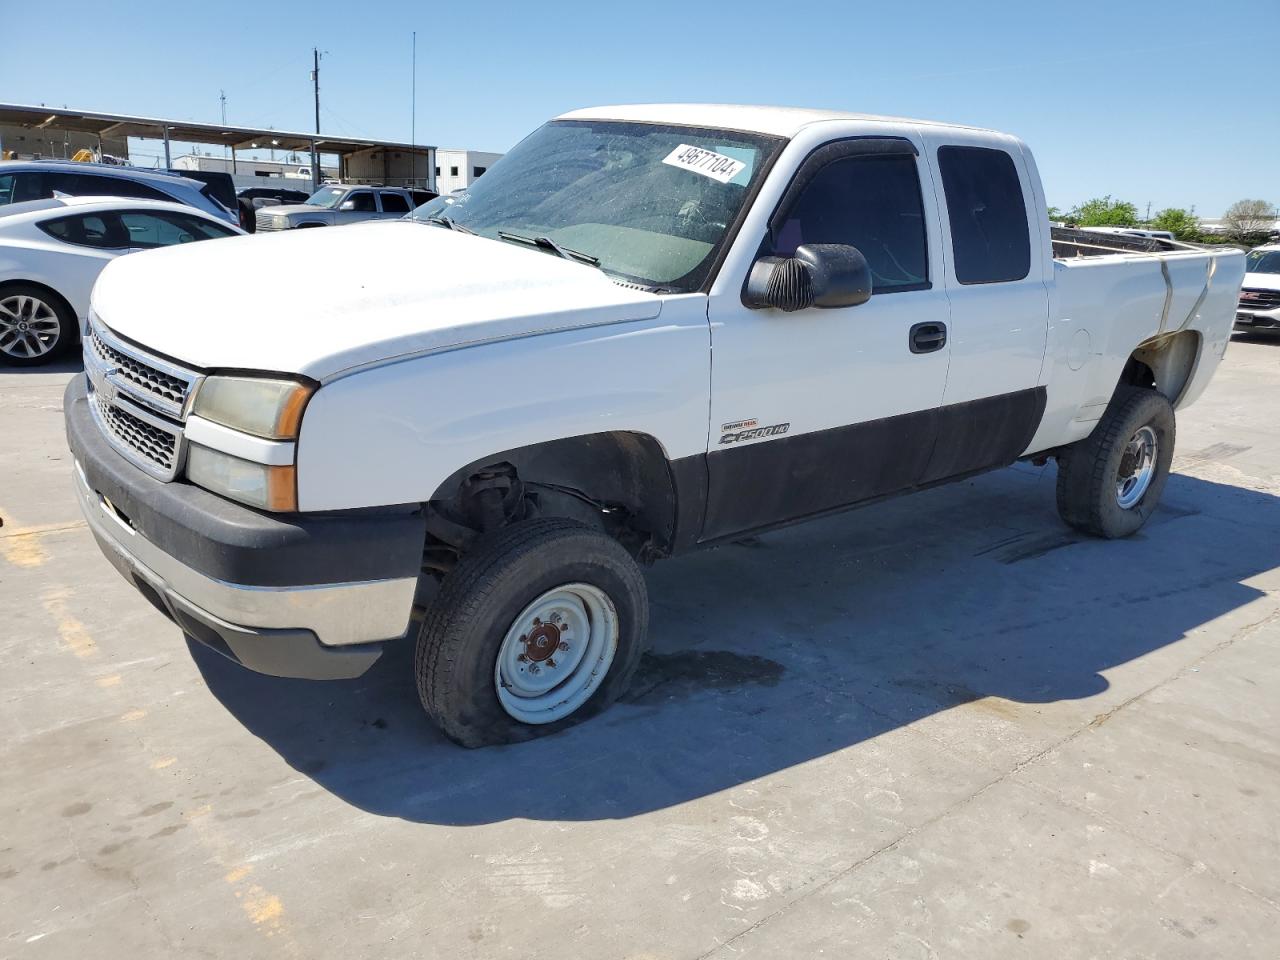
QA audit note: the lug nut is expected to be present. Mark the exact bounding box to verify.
[558,640,569,651]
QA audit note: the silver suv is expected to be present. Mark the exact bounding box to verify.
[0,161,237,225]
[255,185,434,231]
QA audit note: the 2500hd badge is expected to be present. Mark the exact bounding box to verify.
[719,420,791,444]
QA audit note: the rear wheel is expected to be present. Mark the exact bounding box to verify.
[1056,386,1175,538]
[414,518,648,747]
[0,285,74,365]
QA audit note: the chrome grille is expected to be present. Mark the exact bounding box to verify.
[83,315,201,481]
[92,389,179,474]
[86,330,189,412]
[1239,288,1280,310]
[255,210,284,232]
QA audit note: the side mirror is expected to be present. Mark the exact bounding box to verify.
[743,243,873,312]
[338,199,356,211]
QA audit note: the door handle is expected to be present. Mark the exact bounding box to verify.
[909,321,947,354]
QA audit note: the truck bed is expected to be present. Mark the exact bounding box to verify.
[1051,226,1178,259]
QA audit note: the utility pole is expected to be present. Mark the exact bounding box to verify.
[411,31,417,188]
[311,48,322,190]
[220,90,228,165]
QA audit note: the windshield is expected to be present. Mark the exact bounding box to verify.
[306,187,347,209]
[410,119,784,290]
[1245,249,1280,275]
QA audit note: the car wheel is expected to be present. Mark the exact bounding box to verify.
[1056,386,1176,538]
[0,285,75,366]
[414,517,649,748]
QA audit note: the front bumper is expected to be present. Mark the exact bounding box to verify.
[65,375,426,680]
[1235,305,1280,329]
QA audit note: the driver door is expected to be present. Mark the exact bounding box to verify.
[702,136,952,540]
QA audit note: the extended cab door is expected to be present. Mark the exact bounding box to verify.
[703,133,952,541]
[917,133,1050,482]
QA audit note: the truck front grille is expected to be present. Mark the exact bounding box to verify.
[86,329,190,415]
[92,389,180,474]
[255,210,283,232]
[82,315,202,482]
[1239,288,1280,310]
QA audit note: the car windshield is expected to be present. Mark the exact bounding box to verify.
[1245,249,1280,275]
[305,187,347,209]
[410,119,784,291]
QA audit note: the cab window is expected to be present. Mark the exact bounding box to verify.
[937,146,1030,284]
[347,191,376,212]
[764,152,930,293]
[378,192,410,214]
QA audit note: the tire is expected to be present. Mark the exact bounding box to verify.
[0,284,75,366]
[415,517,649,747]
[1056,386,1175,538]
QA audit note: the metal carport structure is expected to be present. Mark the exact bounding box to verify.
[0,103,435,192]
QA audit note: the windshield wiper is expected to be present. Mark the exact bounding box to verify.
[497,231,599,267]
[422,215,475,235]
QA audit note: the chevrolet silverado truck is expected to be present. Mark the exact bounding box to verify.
[65,105,1246,747]
[1236,243,1280,331]
[254,184,431,232]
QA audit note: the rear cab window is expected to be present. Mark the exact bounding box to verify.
[378,192,411,214]
[936,145,1030,284]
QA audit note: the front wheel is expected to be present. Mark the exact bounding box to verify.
[0,286,75,365]
[414,518,649,747]
[1056,386,1175,538]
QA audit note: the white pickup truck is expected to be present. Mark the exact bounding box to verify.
[65,104,1245,747]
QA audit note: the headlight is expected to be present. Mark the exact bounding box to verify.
[191,375,313,440]
[186,444,297,512]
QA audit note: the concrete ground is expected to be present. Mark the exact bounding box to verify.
[2,336,1278,959]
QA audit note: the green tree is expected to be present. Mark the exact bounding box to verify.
[1073,196,1139,227]
[1150,207,1201,241]
[1047,205,1067,223]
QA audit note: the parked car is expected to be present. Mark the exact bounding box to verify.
[0,160,238,226]
[1235,243,1280,331]
[0,195,242,364]
[254,185,431,231]
[235,187,313,233]
[66,105,1245,746]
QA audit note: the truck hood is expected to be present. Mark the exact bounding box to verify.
[1243,271,1280,292]
[91,221,663,380]
[261,203,334,220]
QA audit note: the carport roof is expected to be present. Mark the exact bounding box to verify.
[0,103,433,155]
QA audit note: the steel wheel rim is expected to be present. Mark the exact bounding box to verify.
[0,295,60,359]
[1116,425,1158,509]
[494,582,619,725]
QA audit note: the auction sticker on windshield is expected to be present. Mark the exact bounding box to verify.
[662,144,747,184]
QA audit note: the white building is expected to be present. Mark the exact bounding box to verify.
[172,153,337,181]
[434,149,503,193]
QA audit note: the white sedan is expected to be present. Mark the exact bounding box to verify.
[0,195,243,365]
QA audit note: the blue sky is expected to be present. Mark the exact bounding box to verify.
[3,0,1275,216]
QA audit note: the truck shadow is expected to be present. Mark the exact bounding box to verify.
[193,463,1280,824]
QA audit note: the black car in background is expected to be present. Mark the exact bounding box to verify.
[235,186,313,233]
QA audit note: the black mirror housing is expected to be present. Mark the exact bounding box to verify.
[743,243,873,312]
